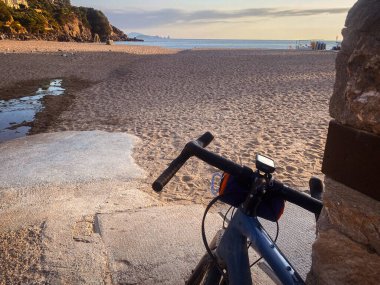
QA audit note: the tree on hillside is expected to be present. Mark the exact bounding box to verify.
[85,8,111,40]
[27,0,55,12]
[12,9,47,33]
[0,2,13,23]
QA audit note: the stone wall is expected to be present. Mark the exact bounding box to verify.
[329,0,380,135]
[308,0,380,284]
[308,179,380,284]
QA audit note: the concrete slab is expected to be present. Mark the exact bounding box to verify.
[97,205,223,285]
[0,130,317,284]
[0,131,145,188]
[97,201,316,284]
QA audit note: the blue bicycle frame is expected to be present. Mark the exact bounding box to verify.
[216,208,304,285]
[152,132,322,284]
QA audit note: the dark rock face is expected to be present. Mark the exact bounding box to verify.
[61,15,92,42]
[110,25,128,41]
[330,0,380,135]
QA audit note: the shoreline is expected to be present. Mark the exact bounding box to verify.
[0,40,179,54]
[0,39,339,54]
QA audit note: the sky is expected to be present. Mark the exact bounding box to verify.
[71,0,358,40]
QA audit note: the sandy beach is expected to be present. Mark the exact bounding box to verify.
[0,40,336,283]
[1,41,335,196]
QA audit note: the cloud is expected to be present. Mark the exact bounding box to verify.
[104,7,350,29]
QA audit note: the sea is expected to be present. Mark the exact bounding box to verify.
[116,38,339,50]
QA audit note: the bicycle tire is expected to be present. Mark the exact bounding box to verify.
[186,253,223,285]
[187,229,226,285]
[202,264,224,285]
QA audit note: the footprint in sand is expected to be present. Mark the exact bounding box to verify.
[286,165,297,172]
[182,175,192,182]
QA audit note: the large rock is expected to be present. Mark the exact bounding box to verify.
[307,229,380,284]
[329,0,380,135]
[318,178,380,254]
[93,33,100,43]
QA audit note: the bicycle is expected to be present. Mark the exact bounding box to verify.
[152,132,323,285]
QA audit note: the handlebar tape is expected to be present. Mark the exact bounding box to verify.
[152,153,190,192]
[309,177,323,201]
[196,131,214,148]
[152,132,214,192]
[271,180,323,216]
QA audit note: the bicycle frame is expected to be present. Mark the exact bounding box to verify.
[214,208,305,285]
[153,132,323,284]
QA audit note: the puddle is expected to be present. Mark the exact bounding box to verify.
[0,79,65,143]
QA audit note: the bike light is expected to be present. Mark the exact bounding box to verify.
[256,154,276,174]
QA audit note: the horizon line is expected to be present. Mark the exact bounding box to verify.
[126,35,341,42]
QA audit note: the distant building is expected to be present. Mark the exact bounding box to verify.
[1,0,29,9]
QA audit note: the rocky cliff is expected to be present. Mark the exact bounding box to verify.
[0,0,129,42]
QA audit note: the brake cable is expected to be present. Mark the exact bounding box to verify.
[201,195,228,280]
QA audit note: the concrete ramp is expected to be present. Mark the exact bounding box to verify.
[0,131,145,188]
[97,205,222,285]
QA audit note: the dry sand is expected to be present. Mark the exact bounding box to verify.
[0,40,336,283]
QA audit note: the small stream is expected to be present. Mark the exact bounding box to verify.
[0,79,65,143]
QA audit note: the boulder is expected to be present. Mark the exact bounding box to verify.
[318,178,380,254]
[57,34,71,42]
[106,39,114,45]
[93,33,100,43]
[307,229,380,284]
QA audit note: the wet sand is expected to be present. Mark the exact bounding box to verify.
[0,40,336,283]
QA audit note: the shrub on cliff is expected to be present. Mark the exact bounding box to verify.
[0,2,13,23]
[71,6,90,28]
[27,0,61,12]
[10,21,25,33]
[12,9,47,34]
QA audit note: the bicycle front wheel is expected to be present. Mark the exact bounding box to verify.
[186,253,223,285]
[186,229,226,285]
